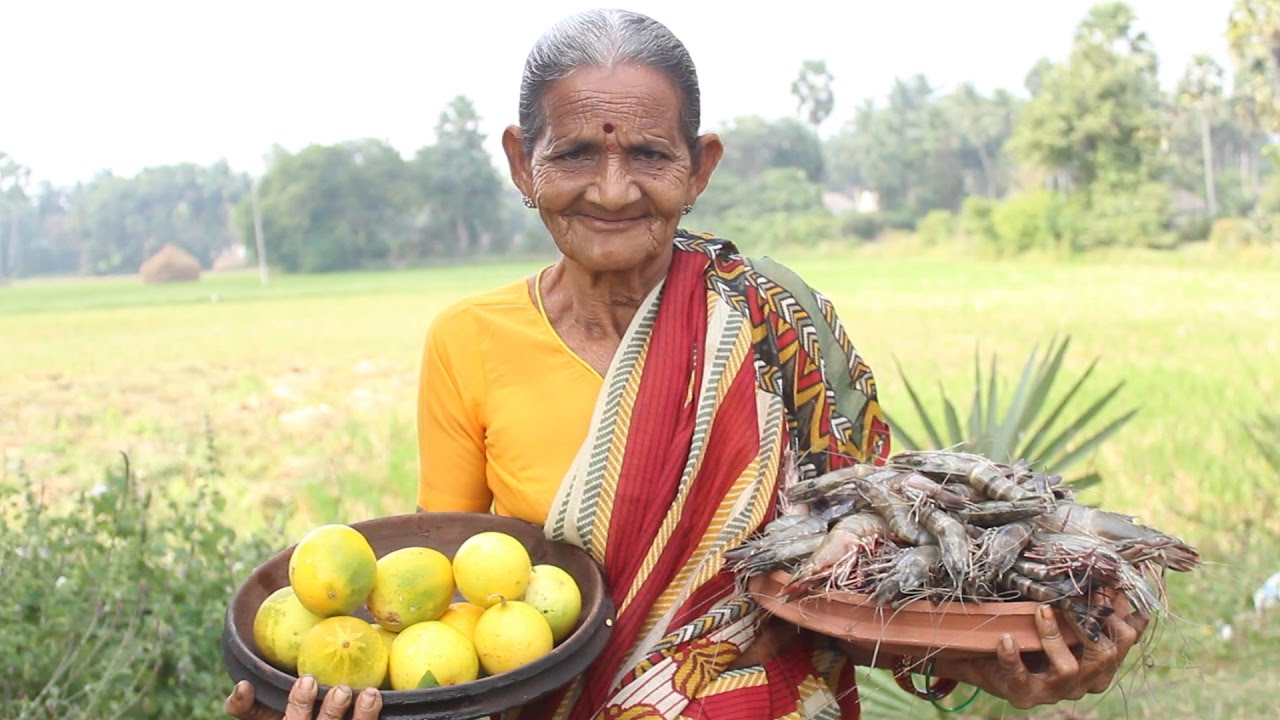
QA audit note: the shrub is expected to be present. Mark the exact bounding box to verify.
[0,451,285,719]
[958,196,998,246]
[721,210,839,252]
[839,211,884,240]
[1077,181,1173,249]
[1249,212,1280,245]
[879,209,918,231]
[915,209,956,246]
[1208,217,1252,248]
[991,190,1062,254]
[1259,172,1280,214]
[1173,216,1213,243]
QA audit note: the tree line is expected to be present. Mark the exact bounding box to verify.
[1,0,1277,279]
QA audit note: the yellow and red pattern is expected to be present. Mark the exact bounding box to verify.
[671,638,740,697]
[531,232,885,719]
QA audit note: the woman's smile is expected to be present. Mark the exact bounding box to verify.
[573,214,648,232]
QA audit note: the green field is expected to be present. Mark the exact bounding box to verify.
[3,244,1278,718]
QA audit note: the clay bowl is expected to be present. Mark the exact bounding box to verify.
[749,569,1128,661]
[222,512,614,719]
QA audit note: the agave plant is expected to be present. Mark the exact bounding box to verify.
[859,336,1138,720]
[884,335,1138,490]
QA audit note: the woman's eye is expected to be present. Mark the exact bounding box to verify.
[558,149,591,162]
[634,149,665,162]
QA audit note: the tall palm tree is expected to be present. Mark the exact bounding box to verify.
[1178,55,1226,216]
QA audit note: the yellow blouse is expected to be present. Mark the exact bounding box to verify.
[416,274,601,525]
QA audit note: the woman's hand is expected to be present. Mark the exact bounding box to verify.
[936,599,1147,709]
[225,677,383,720]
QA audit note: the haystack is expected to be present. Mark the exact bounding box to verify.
[139,244,201,283]
[212,246,248,272]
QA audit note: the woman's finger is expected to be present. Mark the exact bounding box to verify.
[225,680,277,720]
[225,680,253,718]
[283,676,318,720]
[1125,611,1150,636]
[995,633,1032,704]
[1034,605,1080,679]
[1109,609,1142,650]
[315,685,354,720]
[352,687,383,720]
[1060,611,1117,693]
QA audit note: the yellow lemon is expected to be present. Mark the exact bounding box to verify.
[366,547,454,631]
[288,524,377,616]
[472,599,553,676]
[371,623,398,658]
[438,602,486,643]
[522,564,582,644]
[370,623,399,690]
[252,586,324,672]
[452,532,531,608]
[296,616,387,690]
[388,621,479,689]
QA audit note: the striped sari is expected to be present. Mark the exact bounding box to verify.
[527,232,890,720]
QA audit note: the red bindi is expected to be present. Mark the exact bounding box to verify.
[602,122,615,133]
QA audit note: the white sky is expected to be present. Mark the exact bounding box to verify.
[5,0,1236,188]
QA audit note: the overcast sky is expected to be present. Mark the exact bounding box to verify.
[5,0,1236,187]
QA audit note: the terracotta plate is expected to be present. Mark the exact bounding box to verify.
[749,569,1127,661]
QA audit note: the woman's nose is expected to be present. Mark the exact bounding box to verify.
[586,156,641,211]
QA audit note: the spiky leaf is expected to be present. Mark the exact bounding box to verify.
[889,336,1136,484]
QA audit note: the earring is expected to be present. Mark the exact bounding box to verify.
[682,204,694,215]
[522,195,536,209]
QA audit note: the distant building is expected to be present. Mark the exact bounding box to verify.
[821,191,856,215]
[853,187,881,214]
[823,188,881,215]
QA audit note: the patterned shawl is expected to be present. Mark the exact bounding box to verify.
[529,232,889,720]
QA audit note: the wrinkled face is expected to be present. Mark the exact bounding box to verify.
[505,64,721,274]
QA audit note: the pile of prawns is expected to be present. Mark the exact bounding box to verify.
[726,450,1200,641]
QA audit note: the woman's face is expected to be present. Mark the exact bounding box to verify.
[504,64,722,275]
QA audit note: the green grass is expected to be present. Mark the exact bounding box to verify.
[2,244,1278,718]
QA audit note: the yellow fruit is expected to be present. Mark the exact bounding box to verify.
[296,616,387,690]
[288,524,377,616]
[252,587,324,672]
[452,532,531,608]
[388,621,479,689]
[371,624,399,690]
[522,564,582,643]
[472,600,553,676]
[366,547,454,631]
[438,602,486,643]
[371,623,398,658]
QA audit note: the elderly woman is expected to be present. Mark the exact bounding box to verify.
[227,9,1145,720]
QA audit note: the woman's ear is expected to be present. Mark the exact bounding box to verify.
[688,133,724,203]
[502,125,535,198]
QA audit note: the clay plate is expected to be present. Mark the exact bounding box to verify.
[222,512,614,719]
[749,569,1127,661]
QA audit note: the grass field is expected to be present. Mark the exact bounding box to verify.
[2,243,1278,718]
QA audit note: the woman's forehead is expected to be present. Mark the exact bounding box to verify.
[541,65,682,137]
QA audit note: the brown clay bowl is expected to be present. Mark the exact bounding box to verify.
[222,512,614,719]
[749,569,1129,661]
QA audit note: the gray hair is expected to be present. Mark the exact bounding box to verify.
[519,9,701,155]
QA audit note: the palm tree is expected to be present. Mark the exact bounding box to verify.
[1228,0,1280,135]
[1179,55,1226,216]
